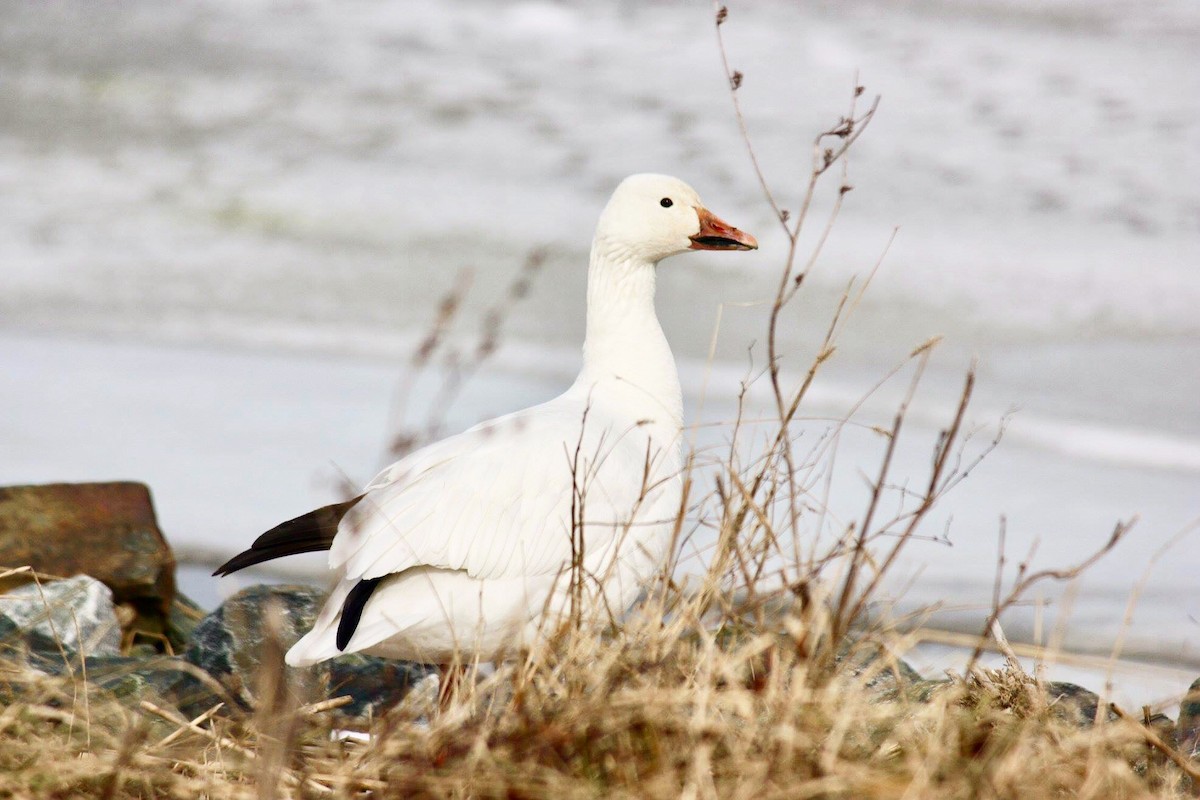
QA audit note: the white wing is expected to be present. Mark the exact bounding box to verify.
[328,397,670,586]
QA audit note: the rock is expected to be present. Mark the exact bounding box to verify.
[78,654,227,719]
[327,652,440,720]
[185,584,324,709]
[186,584,436,720]
[1177,677,1200,758]
[0,482,176,644]
[903,679,954,703]
[836,642,924,700]
[0,575,121,660]
[0,650,228,731]
[32,652,225,719]
[165,591,207,654]
[1044,681,1118,727]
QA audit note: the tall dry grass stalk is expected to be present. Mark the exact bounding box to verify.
[0,6,1194,798]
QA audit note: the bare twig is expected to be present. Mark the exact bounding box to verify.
[967,519,1135,671]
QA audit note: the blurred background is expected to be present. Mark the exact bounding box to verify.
[1,1,1197,705]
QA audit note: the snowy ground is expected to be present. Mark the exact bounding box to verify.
[1,1,1197,709]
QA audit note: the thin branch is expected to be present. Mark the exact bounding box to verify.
[966,519,1135,671]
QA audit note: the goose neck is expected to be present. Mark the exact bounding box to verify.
[579,235,682,430]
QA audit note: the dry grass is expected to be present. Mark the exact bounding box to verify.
[2,6,1195,798]
[1,580,1195,799]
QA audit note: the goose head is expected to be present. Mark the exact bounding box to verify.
[594,174,758,264]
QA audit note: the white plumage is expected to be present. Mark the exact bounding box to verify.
[282,174,757,667]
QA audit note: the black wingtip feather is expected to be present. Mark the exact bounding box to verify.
[336,577,383,651]
[212,494,365,577]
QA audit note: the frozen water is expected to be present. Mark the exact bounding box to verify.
[0,0,1196,437]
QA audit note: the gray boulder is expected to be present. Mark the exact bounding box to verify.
[0,574,121,662]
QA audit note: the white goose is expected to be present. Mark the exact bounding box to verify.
[215,174,757,668]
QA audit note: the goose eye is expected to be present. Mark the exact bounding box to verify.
[660,197,673,208]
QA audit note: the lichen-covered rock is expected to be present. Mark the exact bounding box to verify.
[1177,677,1200,758]
[0,482,176,643]
[0,574,121,660]
[185,584,436,720]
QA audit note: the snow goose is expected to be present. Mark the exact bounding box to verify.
[215,174,757,668]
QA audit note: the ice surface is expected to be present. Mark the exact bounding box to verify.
[1,0,1196,435]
